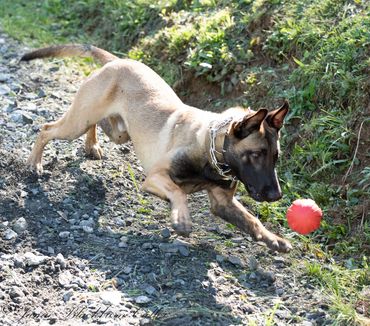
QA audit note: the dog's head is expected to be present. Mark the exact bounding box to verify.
[223,102,289,202]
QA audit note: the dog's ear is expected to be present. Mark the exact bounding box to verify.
[232,109,268,139]
[266,101,289,130]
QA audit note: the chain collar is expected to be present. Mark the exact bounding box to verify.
[209,118,237,182]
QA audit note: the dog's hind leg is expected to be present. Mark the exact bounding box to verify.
[143,168,192,236]
[85,124,103,159]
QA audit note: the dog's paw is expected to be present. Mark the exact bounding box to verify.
[254,228,292,253]
[172,222,192,237]
[86,144,103,160]
[27,158,43,175]
[171,208,192,237]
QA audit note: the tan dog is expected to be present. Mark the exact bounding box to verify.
[21,44,291,252]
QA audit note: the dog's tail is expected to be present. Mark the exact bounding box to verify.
[21,44,118,65]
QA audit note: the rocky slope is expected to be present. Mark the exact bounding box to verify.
[0,33,332,325]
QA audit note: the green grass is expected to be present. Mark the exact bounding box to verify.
[1,0,369,323]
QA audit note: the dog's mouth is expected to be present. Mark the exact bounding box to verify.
[244,183,282,203]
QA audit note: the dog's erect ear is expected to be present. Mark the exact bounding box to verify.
[266,101,289,130]
[232,109,268,139]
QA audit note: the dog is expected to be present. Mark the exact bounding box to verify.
[21,44,291,252]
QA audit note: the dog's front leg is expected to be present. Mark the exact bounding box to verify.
[207,185,292,253]
[143,169,192,236]
[85,125,103,159]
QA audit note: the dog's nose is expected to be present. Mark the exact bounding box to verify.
[265,190,282,202]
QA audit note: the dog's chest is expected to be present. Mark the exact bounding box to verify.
[169,152,233,193]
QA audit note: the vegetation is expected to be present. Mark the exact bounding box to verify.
[1,0,369,324]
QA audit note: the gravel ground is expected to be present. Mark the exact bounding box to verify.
[0,33,333,325]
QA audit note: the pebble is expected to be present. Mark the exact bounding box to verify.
[0,84,11,95]
[9,287,24,303]
[216,255,225,263]
[12,217,28,233]
[135,295,151,304]
[58,271,73,288]
[161,228,171,239]
[24,252,48,266]
[56,253,67,269]
[4,228,17,240]
[63,290,74,302]
[142,242,153,250]
[100,290,122,306]
[228,255,244,267]
[82,225,94,233]
[144,285,157,296]
[178,246,190,257]
[248,256,259,270]
[118,242,128,248]
[59,231,71,239]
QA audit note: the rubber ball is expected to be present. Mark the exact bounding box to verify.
[286,199,322,234]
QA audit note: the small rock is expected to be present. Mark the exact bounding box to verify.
[0,84,11,95]
[159,243,178,253]
[161,228,171,239]
[123,266,132,274]
[135,295,151,304]
[173,238,191,247]
[82,225,94,233]
[59,231,70,239]
[100,290,122,306]
[13,255,25,269]
[142,243,153,250]
[248,256,259,271]
[120,236,129,243]
[58,271,73,288]
[12,217,28,234]
[24,252,48,266]
[140,318,151,326]
[231,237,244,243]
[178,246,190,257]
[56,253,66,269]
[216,255,225,263]
[144,285,157,296]
[9,287,24,303]
[228,255,244,267]
[0,73,10,82]
[47,247,55,254]
[0,221,9,229]
[4,228,17,240]
[118,242,128,248]
[63,290,74,302]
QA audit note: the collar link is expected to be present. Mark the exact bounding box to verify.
[208,118,237,182]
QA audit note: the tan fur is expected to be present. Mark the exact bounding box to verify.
[22,44,292,252]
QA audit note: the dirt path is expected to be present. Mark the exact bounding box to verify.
[0,33,331,326]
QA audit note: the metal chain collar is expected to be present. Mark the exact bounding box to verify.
[209,117,237,181]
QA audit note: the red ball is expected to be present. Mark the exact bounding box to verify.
[286,199,322,234]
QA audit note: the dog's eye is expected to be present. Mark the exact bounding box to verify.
[251,151,261,159]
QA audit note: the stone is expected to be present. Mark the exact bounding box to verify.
[161,228,171,239]
[4,228,17,240]
[159,243,178,253]
[82,225,94,233]
[228,255,244,267]
[56,253,67,269]
[118,242,128,248]
[135,295,151,304]
[12,217,28,234]
[9,287,24,303]
[248,256,259,271]
[178,246,190,257]
[123,266,132,274]
[216,255,225,263]
[142,242,153,250]
[59,231,70,239]
[0,84,11,95]
[58,271,73,288]
[100,290,122,306]
[144,285,157,296]
[24,252,48,266]
[63,290,74,302]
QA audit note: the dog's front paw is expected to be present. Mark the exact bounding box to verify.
[254,228,292,253]
[27,158,43,175]
[86,143,103,160]
[171,208,192,237]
